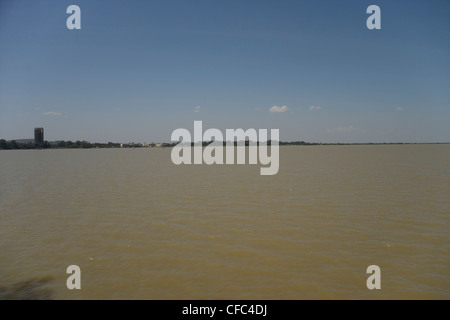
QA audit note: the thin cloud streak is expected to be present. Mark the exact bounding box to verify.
[42,111,62,116]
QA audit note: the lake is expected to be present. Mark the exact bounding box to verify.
[0,145,449,299]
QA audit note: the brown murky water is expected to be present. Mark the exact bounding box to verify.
[0,145,449,299]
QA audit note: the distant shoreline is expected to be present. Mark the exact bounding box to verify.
[1,139,449,150]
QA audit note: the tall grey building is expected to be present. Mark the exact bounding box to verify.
[34,127,44,145]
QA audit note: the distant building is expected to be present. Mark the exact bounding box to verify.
[15,139,35,144]
[34,128,44,145]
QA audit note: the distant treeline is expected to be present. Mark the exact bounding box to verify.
[0,139,313,149]
[187,141,316,146]
[0,139,122,150]
[1,139,441,150]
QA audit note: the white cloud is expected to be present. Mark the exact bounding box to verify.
[269,105,288,113]
[309,105,321,111]
[43,111,62,116]
[193,106,201,113]
[327,125,359,133]
[396,107,404,111]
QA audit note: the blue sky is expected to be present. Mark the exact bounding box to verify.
[0,0,449,143]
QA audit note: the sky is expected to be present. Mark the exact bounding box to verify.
[0,0,449,143]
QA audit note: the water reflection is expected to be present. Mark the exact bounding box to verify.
[0,277,53,300]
